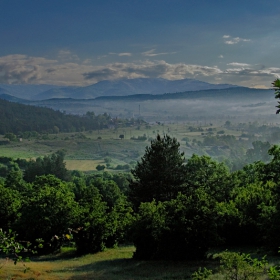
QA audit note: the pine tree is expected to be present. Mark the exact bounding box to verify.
[129,134,186,207]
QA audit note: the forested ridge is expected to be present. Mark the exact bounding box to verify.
[0,98,133,134]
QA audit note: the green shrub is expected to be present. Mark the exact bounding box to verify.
[216,251,268,280]
[192,267,213,280]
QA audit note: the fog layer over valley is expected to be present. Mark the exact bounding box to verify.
[0,78,275,123]
[28,89,275,124]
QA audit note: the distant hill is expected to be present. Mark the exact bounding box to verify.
[1,86,272,111]
[0,78,239,100]
[94,86,271,101]
[0,93,29,103]
[34,78,239,100]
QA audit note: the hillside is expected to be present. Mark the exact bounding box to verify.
[0,98,134,135]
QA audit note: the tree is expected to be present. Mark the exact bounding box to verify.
[0,184,21,231]
[4,133,17,141]
[272,79,280,114]
[73,185,109,254]
[132,191,219,260]
[129,134,186,207]
[96,164,105,171]
[246,141,271,163]
[24,150,70,182]
[17,175,79,253]
[184,154,232,202]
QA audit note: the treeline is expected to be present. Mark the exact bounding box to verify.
[0,99,138,135]
[2,135,280,260]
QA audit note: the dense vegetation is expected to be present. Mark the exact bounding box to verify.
[1,132,280,262]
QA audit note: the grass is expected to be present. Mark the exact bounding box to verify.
[2,246,279,280]
[65,160,104,171]
[0,246,216,280]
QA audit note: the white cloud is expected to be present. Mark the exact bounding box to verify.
[227,62,251,67]
[118,53,132,56]
[0,54,57,84]
[223,35,251,45]
[83,60,222,82]
[219,55,224,58]
[142,49,170,57]
[108,52,132,57]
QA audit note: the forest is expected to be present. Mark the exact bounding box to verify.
[0,98,144,135]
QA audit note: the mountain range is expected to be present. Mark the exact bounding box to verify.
[0,78,239,101]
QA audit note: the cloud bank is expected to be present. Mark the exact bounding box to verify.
[0,53,279,88]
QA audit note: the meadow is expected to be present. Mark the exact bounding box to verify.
[2,245,280,280]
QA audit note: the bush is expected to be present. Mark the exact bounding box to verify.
[96,164,106,171]
[17,175,79,254]
[216,251,268,280]
[132,191,219,260]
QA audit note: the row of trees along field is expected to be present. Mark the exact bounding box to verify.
[2,134,280,260]
[1,79,280,261]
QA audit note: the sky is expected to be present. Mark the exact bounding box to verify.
[1,0,280,88]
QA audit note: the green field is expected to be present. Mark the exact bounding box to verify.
[0,123,202,170]
[1,120,280,171]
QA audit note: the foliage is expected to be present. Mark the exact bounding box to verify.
[192,267,213,280]
[129,134,186,207]
[268,265,280,280]
[246,141,271,163]
[273,79,280,114]
[184,154,232,202]
[132,191,219,260]
[96,164,106,171]
[192,251,268,280]
[73,185,110,254]
[4,132,17,141]
[89,177,124,209]
[216,251,268,280]
[219,180,275,246]
[24,150,70,182]
[16,175,79,253]
[0,229,30,268]
[0,184,21,231]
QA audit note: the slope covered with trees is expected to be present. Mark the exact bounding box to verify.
[0,98,134,134]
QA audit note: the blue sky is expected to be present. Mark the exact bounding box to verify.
[1,0,280,87]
